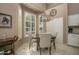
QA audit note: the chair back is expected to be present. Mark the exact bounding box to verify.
[39,33,51,48]
[12,36,18,43]
[28,33,32,40]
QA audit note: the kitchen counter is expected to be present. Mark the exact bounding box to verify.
[69,33,79,35]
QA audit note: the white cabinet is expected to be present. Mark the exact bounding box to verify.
[68,34,79,47]
[68,14,79,26]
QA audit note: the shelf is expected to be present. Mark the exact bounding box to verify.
[68,33,79,34]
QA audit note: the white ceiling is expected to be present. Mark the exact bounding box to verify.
[22,3,63,13]
[23,3,46,12]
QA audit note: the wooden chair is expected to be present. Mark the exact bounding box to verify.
[51,33,57,50]
[28,33,37,50]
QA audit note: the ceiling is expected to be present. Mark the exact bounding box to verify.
[22,3,63,13]
[46,3,63,9]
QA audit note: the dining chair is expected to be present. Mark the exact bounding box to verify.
[51,32,58,50]
[39,33,51,55]
[28,33,32,49]
[28,33,37,50]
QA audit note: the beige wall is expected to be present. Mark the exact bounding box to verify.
[0,3,19,39]
[47,3,63,9]
[68,3,79,15]
[45,4,65,19]
[17,4,23,39]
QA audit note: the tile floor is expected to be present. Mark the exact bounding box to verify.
[15,39,79,55]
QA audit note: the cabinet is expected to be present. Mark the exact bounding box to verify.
[68,14,79,26]
[68,34,79,47]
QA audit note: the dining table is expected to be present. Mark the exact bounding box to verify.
[32,35,56,51]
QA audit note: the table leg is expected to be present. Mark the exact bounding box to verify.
[40,48,41,55]
[53,42,56,50]
[11,44,15,55]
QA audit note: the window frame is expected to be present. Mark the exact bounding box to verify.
[39,14,46,33]
[24,12,36,36]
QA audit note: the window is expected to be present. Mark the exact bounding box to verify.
[24,12,36,36]
[39,15,46,33]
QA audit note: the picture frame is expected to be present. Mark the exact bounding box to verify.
[0,13,12,28]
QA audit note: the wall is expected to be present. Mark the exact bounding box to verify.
[0,3,18,39]
[47,17,63,44]
[47,3,63,9]
[45,4,65,19]
[17,4,23,39]
[68,3,79,15]
[0,3,24,39]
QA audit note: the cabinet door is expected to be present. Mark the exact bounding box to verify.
[68,14,79,26]
[68,34,79,47]
[70,38,79,47]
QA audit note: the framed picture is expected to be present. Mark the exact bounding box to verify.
[0,13,12,28]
